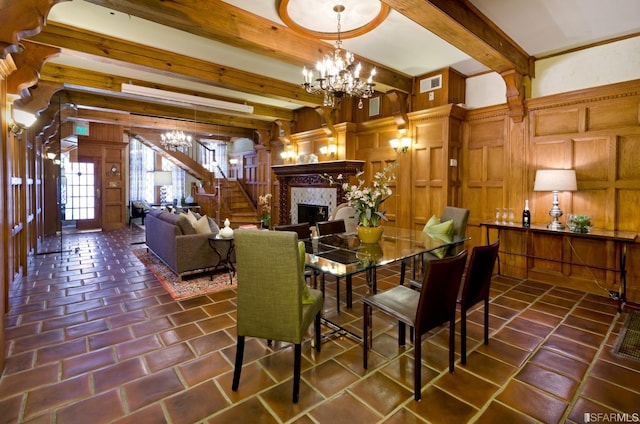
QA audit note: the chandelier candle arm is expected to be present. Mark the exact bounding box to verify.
[301,4,376,109]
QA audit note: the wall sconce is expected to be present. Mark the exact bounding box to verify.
[46,152,57,160]
[10,107,37,135]
[319,141,337,159]
[390,128,411,154]
[390,136,411,154]
[280,148,296,163]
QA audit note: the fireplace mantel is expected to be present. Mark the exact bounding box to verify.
[272,160,365,178]
[272,160,365,224]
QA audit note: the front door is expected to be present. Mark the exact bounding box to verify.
[62,157,101,231]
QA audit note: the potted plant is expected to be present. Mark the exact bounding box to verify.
[258,193,272,228]
[567,214,591,233]
[323,161,397,243]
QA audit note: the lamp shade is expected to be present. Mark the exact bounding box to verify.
[533,169,577,192]
[154,171,173,186]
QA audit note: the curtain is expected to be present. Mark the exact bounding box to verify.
[129,138,145,201]
[129,138,156,202]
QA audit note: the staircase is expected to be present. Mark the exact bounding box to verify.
[218,180,260,228]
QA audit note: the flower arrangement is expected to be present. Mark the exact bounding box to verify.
[258,193,272,227]
[323,161,397,228]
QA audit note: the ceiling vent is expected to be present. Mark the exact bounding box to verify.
[419,74,442,93]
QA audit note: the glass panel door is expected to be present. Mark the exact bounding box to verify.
[62,158,101,231]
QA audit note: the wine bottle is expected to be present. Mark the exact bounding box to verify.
[522,200,531,228]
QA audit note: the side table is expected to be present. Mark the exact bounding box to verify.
[208,234,235,284]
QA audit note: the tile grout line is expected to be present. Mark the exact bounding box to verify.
[464,279,584,422]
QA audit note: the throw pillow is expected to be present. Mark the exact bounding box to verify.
[193,214,213,234]
[298,242,315,305]
[423,215,454,259]
[180,210,198,227]
[207,217,220,235]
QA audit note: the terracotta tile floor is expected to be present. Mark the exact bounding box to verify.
[1,227,639,423]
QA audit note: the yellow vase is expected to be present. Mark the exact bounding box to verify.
[357,226,384,244]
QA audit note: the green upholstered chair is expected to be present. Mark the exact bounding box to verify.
[231,230,324,403]
[400,206,469,286]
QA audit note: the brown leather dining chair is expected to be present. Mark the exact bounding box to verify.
[315,219,351,312]
[362,250,468,401]
[458,240,500,364]
[273,222,312,240]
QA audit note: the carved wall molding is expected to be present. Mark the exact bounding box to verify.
[0,0,66,58]
[526,79,640,111]
[501,69,527,123]
[385,90,409,129]
[7,41,60,100]
[315,106,337,137]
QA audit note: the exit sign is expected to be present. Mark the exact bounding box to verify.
[74,123,89,136]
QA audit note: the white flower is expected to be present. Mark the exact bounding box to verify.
[322,162,398,227]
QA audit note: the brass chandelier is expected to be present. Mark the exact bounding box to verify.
[302,4,376,109]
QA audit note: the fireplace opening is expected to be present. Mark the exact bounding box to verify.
[298,204,329,226]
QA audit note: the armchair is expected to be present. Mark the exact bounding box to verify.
[130,200,151,225]
[231,230,324,403]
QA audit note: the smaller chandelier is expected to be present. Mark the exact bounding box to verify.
[160,130,192,151]
[302,4,376,109]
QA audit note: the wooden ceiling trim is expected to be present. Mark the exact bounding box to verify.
[82,0,412,93]
[381,0,533,77]
[0,0,66,57]
[72,108,256,139]
[7,41,60,99]
[30,23,321,106]
[39,63,296,122]
[59,90,273,131]
[277,0,391,40]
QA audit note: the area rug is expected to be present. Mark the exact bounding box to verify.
[132,248,237,300]
[614,310,640,361]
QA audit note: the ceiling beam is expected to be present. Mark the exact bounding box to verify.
[39,62,296,122]
[69,108,256,140]
[57,90,273,131]
[30,22,322,107]
[381,0,533,76]
[81,0,413,93]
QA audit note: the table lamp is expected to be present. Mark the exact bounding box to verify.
[154,171,173,204]
[533,169,577,230]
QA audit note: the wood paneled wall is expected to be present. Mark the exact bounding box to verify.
[287,80,640,304]
[465,80,640,303]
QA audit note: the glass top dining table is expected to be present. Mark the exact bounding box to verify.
[304,226,469,294]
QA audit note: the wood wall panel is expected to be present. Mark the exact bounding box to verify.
[533,108,580,136]
[573,189,607,228]
[487,146,505,181]
[618,135,640,179]
[617,189,640,232]
[587,100,639,131]
[356,132,376,150]
[463,112,509,228]
[575,137,611,181]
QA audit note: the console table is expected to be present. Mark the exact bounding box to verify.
[481,222,638,311]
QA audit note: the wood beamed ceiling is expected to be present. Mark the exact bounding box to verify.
[5,0,533,140]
